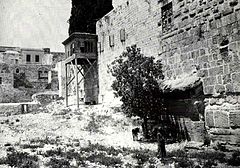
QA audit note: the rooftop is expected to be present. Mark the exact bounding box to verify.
[62,32,98,45]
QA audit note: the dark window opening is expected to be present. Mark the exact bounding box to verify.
[16,68,19,73]
[0,77,2,84]
[220,38,229,62]
[80,41,85,53]
[38,70,48,79]
[82,41,94,53]
[26,54,31,62]
[35,55,39,62]
[109,35,114,47]
[120,29,126,42]
[162,2,173,33]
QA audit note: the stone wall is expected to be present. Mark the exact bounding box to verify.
[0,102,39,116]
[97,0,162,102]
[96,0,240,143]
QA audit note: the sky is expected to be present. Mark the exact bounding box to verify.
[0,0,71,52]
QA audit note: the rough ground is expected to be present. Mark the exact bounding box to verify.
[0,97,239,167]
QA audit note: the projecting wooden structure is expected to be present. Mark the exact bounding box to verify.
[62,33,99,108]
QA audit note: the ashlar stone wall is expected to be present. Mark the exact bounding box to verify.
[97,0,240,144]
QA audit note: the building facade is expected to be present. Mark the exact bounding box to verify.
[0,46,64,103]
[96,0,240,144]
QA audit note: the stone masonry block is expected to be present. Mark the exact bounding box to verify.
[205,109,215,127]
[232,72,240,92]
[226,84,234,93]
[215,84,225,93]
[229,111,240,128]
[203,76,217,86]
[204,85,215,95]
[223,74,231,84]
[209,66,223,76]
[222,6,234,16]
[229,62,240,73]
[214,110,230,128]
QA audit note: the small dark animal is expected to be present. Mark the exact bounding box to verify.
[132,127,140,141]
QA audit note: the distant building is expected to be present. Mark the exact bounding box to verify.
[0,46,64,103]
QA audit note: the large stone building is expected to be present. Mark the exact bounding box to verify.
[94,0,240,144]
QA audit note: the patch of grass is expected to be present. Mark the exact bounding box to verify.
[45,158,71,168]
[1,150,39,168]
[86,152,123,167]
[189,150,226,163]
[81,143,122,156]
[131,149,156,165]
[167,149,188,158]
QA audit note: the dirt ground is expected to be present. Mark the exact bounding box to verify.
[0,97,239,168]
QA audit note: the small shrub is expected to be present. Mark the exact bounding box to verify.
[131,149,155,165]
[167,149,188,158]
[203,160,217,168]
[213,143,228,152]
[45,158,70,168]
[3,151,39,168]
[189,150,226,163]
[44,148,63,157]
[176,157,194,168]
[85,113,101,133]
[227,151,240,166]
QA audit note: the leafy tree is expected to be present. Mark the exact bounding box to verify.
[108,45,165,138]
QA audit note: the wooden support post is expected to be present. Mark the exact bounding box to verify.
[75,59,79,109]
[65,64,68,107]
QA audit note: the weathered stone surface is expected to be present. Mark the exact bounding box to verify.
[211,133,240,145]
[214,110,229,128]
[229,110,240,128]
[232,72,240,92]
[205,109,214,127]
[215,84,225,93]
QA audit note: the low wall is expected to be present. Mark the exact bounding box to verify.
[205,96,240,145]
[0,102,39,116]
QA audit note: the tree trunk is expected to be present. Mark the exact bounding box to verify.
[142,117,150,139]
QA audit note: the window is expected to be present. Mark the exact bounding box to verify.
[15,59,18,64]
[35,55,39,62]
[79,41,85,53]
[100,33,105,52]
[109,35,114,47]
[120,29,126,42]
[0,77,2,84]
[162,2,173,33]
[26,54,31,62]
[38,70,48,79]
[70,43,75,55]
[83,41,94,53]
[16,68,19,73]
